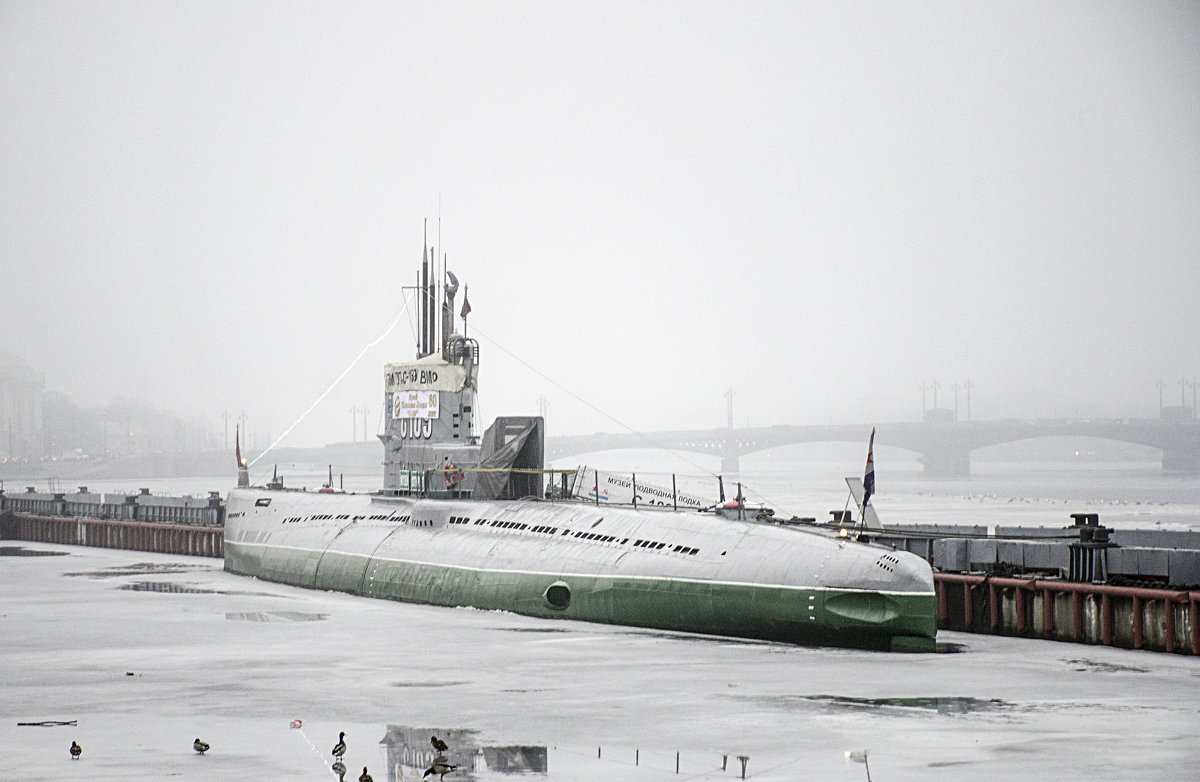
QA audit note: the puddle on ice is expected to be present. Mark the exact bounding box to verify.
[112,580,284,597]
[798,695,1016,714]
[1062,657,1149,674]
[119,580,220,593]
[497,688,553,694]
[225,611,328,622]
[390,681,469,689]
[342,724,756,780]
[0,546,68,557]
[377,725,546,779]
[67,561,208,578]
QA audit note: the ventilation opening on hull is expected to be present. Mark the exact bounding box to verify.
[543,581,571,610]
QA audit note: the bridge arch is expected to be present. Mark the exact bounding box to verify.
[548,420,1199,477]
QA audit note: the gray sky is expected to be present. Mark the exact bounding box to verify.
[3,1,1198,448]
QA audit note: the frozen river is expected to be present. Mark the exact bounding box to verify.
[35,451,1200,533]
[3,540,1198,781]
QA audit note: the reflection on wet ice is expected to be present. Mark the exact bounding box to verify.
[804,694,1013,714]
[223,610,328,621]
[0,545,69,556]
[375,726,757,780]
[380,726,547,780]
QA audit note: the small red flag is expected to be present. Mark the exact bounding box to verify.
[460,293,471,319]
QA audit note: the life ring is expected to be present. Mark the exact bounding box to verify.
[444,461,464,489]
[289,719,302,729]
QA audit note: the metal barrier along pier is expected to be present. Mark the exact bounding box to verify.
[3,513,223,558]
[934,572,1200,655]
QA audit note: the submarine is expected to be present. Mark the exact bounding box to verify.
[223,243,937,652]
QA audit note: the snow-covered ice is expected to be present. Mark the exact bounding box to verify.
[2,542,1198,781]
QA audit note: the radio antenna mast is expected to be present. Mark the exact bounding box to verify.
[438,196,444,352]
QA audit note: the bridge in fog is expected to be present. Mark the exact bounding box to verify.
[547,413,1200,477]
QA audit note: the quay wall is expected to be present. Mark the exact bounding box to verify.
[1,512,223,558]
[934,572,1200,655]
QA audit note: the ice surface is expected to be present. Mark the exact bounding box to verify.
[2,543,1198,781]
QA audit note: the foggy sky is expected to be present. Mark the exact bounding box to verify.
[2,1,1198,449]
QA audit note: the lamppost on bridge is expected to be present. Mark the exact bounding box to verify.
[947,380,974,422]
[535,396,549,456]
[920,381,943,416]
[922,380,961,424]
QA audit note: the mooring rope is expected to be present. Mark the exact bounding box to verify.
[249,298,413,474]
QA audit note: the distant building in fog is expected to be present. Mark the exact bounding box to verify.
[1,350,220,463]
[0,350,44,460]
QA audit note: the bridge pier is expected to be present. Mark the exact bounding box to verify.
[1161,431,1200,475]
[721,454,740,476]
[918,448,971,479]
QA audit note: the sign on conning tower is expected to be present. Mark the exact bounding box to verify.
[384,356,475,395]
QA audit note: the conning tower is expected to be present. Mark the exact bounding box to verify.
[379,239,544,499]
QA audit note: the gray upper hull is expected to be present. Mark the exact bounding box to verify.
[223,487,937,650]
